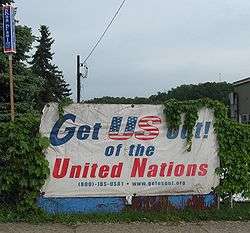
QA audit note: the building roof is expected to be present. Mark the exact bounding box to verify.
[233,77,250,86]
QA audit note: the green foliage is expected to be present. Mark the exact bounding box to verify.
[15,26,35,62]
[86,82,233,106]
[0,5,42,116]
[0,114,50,211]
[86,96,149,104]
[30,25,71,105]
[13,25,35,74]
[0,202,250,224]
[0,10,71,118]
[0,53,8,74]
[49,202,250,224]
[0,0,13,5]
[163,99,250,199]
[31,25,55,76]
[165,82,233,106]
[15,73,44,104]
[0,72,43,121]
[58,97,73,118]
[216,120,250,199]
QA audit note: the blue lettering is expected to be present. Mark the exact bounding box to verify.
[50,114,76,146]
[77,125,91,140]
[167,128,179,139]
[105,146,114,156]
[92,123,102,140]
[195,123,203,138]
[181,127,187,139]
[203,122,211,138]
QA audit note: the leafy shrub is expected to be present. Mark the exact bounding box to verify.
[0,114,49,211]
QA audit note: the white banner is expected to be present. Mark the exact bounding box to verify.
[40,103,219,197]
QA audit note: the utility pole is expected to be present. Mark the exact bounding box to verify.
[2,4,16,121]
[76,55,88,103]
[8,54,14,121]
[77,55,81,103]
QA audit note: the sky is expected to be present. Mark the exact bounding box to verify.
[15,0,250,100]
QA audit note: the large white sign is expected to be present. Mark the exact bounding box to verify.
[40,103,219,197]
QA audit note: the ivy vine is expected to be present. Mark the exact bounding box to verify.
[0,98,71,213]
[0,113,50,212]
[163,98,250,199]
[58,97,73,118]
[0,99,249,212]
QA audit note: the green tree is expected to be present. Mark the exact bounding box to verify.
[164,82,233,105]
[86,82,233,105]
[86,96,149,104]
[0,1,44,120]
[31,25,71,105]
[0,23,37,103]
[147,82,233,105]
[14,25,35,73]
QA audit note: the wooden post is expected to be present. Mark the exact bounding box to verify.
[230,194,234,208]
[2,4,16,121]
[77,55,81,103]
[217,194,220,210]
[8,54,14,121]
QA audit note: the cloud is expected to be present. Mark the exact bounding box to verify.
[15,0,250,99]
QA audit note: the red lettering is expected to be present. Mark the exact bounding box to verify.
[198,164,208,176]
[166,161,174,176]
[99,165,110,178]
[160,163,167,177]
[147,164,158,177]
[131,158,147,177]
[111,163,123,178]
[186,164,197,176]
[174,164,185,176]
[90,164,98,178]
[135,116,161,140]
[82,163,90,178]
[53,158,69,179]
[69,165,81,178]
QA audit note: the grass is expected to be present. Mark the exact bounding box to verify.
[0,202,250,224]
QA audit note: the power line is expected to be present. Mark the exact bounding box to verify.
[83,0,127,63]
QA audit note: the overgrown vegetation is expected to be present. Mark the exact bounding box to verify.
[0,202,249,224]
[163,99,250,200]
[0,114,50,212]
[0,0,249,222]
[1,99,249,216]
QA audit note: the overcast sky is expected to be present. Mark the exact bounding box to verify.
[15,0,250,100]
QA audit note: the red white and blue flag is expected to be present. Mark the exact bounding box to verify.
[108,116,161,140]
[109,116,138,140]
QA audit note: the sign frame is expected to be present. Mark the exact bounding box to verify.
[2,4,16,54]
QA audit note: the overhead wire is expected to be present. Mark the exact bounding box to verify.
[80,0,127,100]
[82,0,127,64]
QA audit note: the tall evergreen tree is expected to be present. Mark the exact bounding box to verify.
[0,1,44,120]
[31,25,71,104]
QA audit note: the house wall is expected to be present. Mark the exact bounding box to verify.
[234,82,250,116]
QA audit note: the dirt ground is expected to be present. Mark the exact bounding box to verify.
[0,221,250,233]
